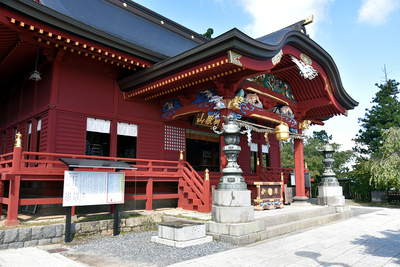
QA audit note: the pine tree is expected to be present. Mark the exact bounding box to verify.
[354,79,400,155]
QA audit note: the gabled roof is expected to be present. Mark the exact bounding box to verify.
[39,0,208,58]
[1,0,208,62]
[118,27,358,112]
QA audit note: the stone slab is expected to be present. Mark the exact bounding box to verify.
[212,190,251,206]
[151,235,213,247]
[207,220,265,236]
[212,205,254,223]
[158,221,205,241]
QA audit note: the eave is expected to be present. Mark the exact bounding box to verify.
[0,0,168,63]
[118,28,358,111]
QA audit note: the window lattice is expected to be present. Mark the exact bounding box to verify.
[164,125,185,151]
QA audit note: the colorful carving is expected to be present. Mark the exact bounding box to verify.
[299,120,312,130]
[162,98,182,113]
[290,55,318,80]
[228,50,242,66]
[210,95,226,109]
[227,96,244,110]
[245,93,263,108]
[190,89,216,105]
[272,49,283,65]
[279,106,294,118]
[245,73,295,103]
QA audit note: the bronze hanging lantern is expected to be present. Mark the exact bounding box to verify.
[275,122,289,141]
[29,44,41,81]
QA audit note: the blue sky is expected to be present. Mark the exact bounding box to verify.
[134,0,400,152]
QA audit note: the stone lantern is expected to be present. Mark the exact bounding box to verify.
[318,140,339,187]
[213,114,248,191]
[317,140,345,208]
[211,114,254,223]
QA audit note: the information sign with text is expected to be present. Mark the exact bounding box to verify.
[63,171,125,207]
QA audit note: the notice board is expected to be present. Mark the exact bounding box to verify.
[63,171,125,207]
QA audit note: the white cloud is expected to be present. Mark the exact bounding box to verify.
[237,0,333,38]
[357,0,400,25]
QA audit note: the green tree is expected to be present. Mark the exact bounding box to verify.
[353,79,400,155]
[202,28,214,39]
[280,130,354,193]
[369,127,400,189]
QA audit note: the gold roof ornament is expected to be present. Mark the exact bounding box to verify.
[299,120,312,130]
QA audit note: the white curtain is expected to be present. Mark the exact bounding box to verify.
[250,143,258,152]
[86,117,110,133]
[262,144,270,153]
[28,122,32,134]
[117,122,137,137]
[37,118,41,131]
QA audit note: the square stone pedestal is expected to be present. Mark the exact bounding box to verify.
[317,186,347,212]
[151,221,212,247]
[212,190,254,223]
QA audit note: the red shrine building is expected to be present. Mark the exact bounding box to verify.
[0,0,357,226]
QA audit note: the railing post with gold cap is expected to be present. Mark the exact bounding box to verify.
[5,133,23,226]
[204,169,211,212]
[177,150,184,208]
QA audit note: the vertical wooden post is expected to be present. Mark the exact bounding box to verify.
[204,169,211,212]
[71,206,75,217]
[177,151,184,208]
[146,178,153,210]
[293,135,307,201]
[5,133,23,226]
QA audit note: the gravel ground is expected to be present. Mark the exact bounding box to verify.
[62,207,381,267]
[66,231,238,267]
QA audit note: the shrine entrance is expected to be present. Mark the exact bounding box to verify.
[186,129,220,172]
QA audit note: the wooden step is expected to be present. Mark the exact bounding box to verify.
[183,186,192,193]
[192,198,202,206]
[187,192,196,199]
[181,204,194,210]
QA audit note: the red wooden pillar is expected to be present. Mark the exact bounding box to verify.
[146,178,153,210]
[177,152,184,208]
[293,133,307,203]
[203,169,211,212]
[5,134,23,226]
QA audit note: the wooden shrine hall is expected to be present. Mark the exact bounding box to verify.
[0,0,358,226]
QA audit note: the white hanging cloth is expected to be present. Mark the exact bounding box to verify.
[117,122,137,137]
[86,117,111,133]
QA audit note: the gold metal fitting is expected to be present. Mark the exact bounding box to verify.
[179,150,183,160]
[257,158,260,165]
[14,132,22,148]
[205,168,209,180]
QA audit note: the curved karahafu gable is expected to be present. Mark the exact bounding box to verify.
[118,27,358,122]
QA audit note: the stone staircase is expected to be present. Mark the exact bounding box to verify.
[207,206,353,245]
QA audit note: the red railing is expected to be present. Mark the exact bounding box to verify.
[0,145,211,226]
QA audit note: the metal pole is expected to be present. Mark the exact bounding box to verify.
[65,206,71,243]
[113,204,119,236]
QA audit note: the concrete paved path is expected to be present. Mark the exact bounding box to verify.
[169,207,400,267]
[0,246,86,267]
[0,206,399,267]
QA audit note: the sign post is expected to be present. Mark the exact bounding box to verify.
[60,158,136,243]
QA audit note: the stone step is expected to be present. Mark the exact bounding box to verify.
[208,208,353,245]
[257,206,337,227]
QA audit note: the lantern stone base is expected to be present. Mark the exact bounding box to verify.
[212,190,254,223]
[317,186,345,207]
[291,196,311,206]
